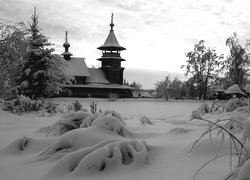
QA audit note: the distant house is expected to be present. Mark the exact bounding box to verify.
[60,14,133,98]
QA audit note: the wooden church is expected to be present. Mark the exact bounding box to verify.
[60,14,133,98]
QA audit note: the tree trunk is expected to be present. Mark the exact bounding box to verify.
[203,77,208,100]
[199,82,203,100]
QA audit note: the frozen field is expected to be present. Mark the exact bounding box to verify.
[0,98,235,180]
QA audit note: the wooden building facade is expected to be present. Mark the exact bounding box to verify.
[60,14,133,98]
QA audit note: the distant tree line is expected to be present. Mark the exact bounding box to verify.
[0,8,71,99]
[156,33,250,100]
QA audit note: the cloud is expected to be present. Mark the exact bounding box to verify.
[1,0,250,76]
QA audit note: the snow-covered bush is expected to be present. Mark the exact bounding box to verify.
[80,113,101,128]
[1,95,44,113]
[45,110,125,136]
[1,95,62,115]
[190,113,250,180]
[1,109,149,178]
[40,101,59,114]
[198,102,211,114]
[68,100,84,112]
[210,100,225,114]
[103,110,125,124]
[57,104,70,113]
[36,116,133,158]
[92,116,133,137]
[225,98,245,112]
[222,121,250,180]
[33,118,133,164]
[190,109,203,120]
[47,139,149,177]
[90,101,97,114]
[49,112,90,135]
[140,116,154,125]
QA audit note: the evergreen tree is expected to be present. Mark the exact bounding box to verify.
[16,8,54,98]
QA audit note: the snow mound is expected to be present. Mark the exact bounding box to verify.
[140,116,154,125]
[34,127,125,161]
[79,113,100,128]
[47,139,149,177]
[31,116,133,162]
[0,136,56,155]
[92,116,133,138]
[1,109,150,179]
[168,127,192,134]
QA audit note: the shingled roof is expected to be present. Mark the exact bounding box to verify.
[97,13,125,51]
[66,57,90,77]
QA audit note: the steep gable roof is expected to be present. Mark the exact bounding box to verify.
[66,57,90,77]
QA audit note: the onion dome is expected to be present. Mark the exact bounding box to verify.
[62,30,73,60]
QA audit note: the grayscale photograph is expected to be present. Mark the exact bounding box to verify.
[0,0,250,180]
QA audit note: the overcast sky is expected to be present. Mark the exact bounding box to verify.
[1,0,250,75]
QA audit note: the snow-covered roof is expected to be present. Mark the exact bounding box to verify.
[66,57,90,77]
[86,68,109,84]
[225,84,245,94]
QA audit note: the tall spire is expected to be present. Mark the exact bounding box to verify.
[65,30,68,42]
[110,13,114,31]
[62,30,72,60]
[97,13,125,51]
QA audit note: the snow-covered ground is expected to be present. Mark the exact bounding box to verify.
[0,98,236,180]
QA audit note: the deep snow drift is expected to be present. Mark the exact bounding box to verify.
[1,98,249,180]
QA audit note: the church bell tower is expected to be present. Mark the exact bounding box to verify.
[97,13,126,84]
